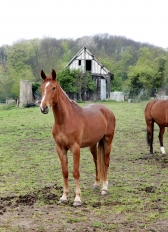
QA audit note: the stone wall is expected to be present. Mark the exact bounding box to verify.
[19,80,33,107]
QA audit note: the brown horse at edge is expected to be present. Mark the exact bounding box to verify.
[40,69,116,206]
[145,99,168,156]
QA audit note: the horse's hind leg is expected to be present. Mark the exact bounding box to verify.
[146,119,154,156]
[159,126,166,155]
[90,144,100,189]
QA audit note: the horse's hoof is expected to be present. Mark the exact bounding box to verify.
[143,154,153,159]
[58,199,68,205]
[162,153,167,157]
[149,154,154,158]
[73,201,82,207]
[93,185,100,191]
[101,189,108,196]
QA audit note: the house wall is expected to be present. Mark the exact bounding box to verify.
[66,47,112,101]
[69,59,108,75]
[69,50,108,75]
[101,79,106,100]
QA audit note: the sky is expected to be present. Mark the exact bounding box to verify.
[1,0,168,49]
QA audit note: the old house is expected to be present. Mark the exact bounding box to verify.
[65,46,113,101]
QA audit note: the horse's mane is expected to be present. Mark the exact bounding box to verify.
[60,86,78,105]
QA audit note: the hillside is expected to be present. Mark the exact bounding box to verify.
[0,33,168,99]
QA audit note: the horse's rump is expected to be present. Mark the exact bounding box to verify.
[145,99,168,155]
[80,104,115,148]
[145,99,168,126]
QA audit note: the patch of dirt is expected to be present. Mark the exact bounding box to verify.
[0,184,62,215]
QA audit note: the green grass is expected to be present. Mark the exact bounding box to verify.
[0,101,168,231]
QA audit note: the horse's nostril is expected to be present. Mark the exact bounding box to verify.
[40,105,49,114]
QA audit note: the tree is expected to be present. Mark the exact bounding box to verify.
[75,70,96,101]
[57,68,96,101]
[57,68,77,93]
[7,41,35,97]
[0,66,14,100]
[126,47,166,96]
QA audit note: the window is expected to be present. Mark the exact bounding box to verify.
[78,60,81,66]
[86,60,91,71]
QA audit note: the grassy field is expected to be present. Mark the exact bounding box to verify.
[0,101,168,231]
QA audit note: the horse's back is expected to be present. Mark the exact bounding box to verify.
[145,99,168,126]
[83,104,115,126]
[80,104,115,147]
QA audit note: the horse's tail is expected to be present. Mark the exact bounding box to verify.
[146,119,154,146]
[97,138,108,182]
[145,100,155,147]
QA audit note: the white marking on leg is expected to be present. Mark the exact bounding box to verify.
[60,193,68,201]
[74,195,81,202]
[93,181,100,188]
[160,146,166,154]
[74,182,81,203]
[101,181,108,195]
[40,82,50,110]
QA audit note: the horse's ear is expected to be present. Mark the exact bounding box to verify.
[52,69,56,80]
[41,70,46,80]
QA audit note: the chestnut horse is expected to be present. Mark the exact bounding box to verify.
[145,99,168,156]
[40,69,116,206]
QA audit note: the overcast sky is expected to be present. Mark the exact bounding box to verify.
[1,0,168,49]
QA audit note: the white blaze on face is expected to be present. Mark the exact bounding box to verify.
[40,82,50,110]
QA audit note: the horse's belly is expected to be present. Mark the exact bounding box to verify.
[80,136,103,148]
[79,109,112,147]
[80,126,106,148]
[152,106,168,126]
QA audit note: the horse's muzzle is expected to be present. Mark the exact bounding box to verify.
[40,106,49,114]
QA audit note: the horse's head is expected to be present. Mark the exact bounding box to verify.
[40,69,58,114]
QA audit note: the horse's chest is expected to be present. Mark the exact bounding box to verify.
[52,124,79,147]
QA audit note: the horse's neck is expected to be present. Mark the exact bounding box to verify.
[52,87,76,123]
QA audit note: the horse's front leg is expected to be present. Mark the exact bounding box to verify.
[56,145,69,204]
[71,144,82,206]
[159,126,166,155]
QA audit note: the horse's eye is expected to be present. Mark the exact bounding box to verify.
[52,87,56,90]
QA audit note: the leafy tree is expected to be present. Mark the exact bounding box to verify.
[7,41,35,97]
[127,47,166,96]
[0,66,14,100]
[2,33,168,100]
[38,38,63,72]
[28,39,41,80]
[57,68,77,93]
[111,76,123,91]
[57,68,96,101]
[0,45,9,67]
[75,70,96,101]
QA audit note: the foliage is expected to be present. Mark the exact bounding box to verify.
[0,34,168,100]
[126,47,167,96]
[57,68,96,100]
[75,70,96,100]
[7,41,35,97]
[57,68,77,93]
[0,66,14,100]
